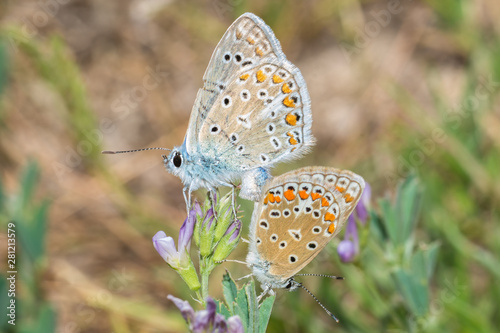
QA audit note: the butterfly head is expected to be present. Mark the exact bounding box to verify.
[284,278,301,291]
[163,147,186,176]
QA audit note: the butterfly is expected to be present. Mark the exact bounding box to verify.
[246,166,365,321]
[103,13,314,209]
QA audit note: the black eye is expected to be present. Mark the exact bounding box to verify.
[173,152,182,168]
[285,281,293,289]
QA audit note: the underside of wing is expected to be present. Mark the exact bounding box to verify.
[251,167,365,280]
[185,13,287,153]
[197,60,313,170]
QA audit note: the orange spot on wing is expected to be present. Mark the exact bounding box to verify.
[311,192,321,201]
[274,196,281,203]
[328,223,336,234]
[288,137,298,145]
[324,212,336,222]
[335,186,346,193]
[321,197,329,207]
[285,113,297,126]
[273,74,284,84]
[299,190,309,200]
[284,189,295,201]
[267,192,275,204]
[246,37,256,45]
[255,47,264,57]
[282,83,292,94]
[264,196,268,205]
[344,194,354,203]
[283,96,296,108]
[239,73,250,81]
[256,70,267,83]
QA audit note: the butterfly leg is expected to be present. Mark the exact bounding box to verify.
[240,167,271,201]
[183,186,195,215]
[257,285,274,302]
[231,185,238,218]
[235,273,253,282]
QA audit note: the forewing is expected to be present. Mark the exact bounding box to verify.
[197,60,313,170]
[185,13,286,153]
[252,167,365,280]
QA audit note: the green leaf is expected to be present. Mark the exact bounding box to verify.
[19,303,56,333]
[379,197,398,245]
[393,268,429,316]
[369,209,387,241]
[422,242,440,280]
[379,175,422,248]
[409,249,427,283]
[214,299,231,319]
[19,161,39,213]
[222,272,238,313]
[397,176,421,243]
[245,280,257,333]
[234,287,249,331]
[258,295,275,333]
[0,276,8,330]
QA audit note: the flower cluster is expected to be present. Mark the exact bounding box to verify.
[193,194,242,264]
[152,192,241,298]
[338,183,371,262]
[168,295,243,333]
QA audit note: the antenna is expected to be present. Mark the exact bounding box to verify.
[298,283,340,323]
[295,273,344,280]
[102,147,171,154]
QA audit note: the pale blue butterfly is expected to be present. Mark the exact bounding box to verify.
[246,166,365,321]
[103,13,314,209]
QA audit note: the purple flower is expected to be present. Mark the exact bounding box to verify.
[167,295,195,323]
[355,183,371,223]
[153,210,196,269]
[338,215,359,262]
[227,316,244,333]
[192,297,216,332]
[214,314,228,332]
[337,239,356,262]
[153,209,201,290]
[338,182,371,262]
[168,295,243,333]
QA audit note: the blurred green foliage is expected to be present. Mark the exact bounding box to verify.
[0,162,55,333]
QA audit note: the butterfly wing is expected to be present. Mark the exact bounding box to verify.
[248,167,365,282]
[185,13,289,154]
[188,13,314,169]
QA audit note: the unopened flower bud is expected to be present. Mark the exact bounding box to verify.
[213,220,241,262]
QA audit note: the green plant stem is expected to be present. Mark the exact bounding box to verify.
[200,256,216,305]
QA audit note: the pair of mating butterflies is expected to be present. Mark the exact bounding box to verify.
[104,13,365,320]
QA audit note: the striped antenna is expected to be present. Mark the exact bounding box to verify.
[102,147,171,154]
[295,273,344,280]
[298,283,340,322]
